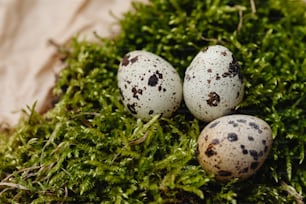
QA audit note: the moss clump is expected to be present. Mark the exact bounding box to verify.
[0,0,306,203]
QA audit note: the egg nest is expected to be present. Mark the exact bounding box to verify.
[0,0,305,203]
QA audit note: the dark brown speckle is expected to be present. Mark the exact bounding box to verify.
[248,136,254,141]
[127,103,137,114]
[227,133,238,142]
[211,138,220,145]
[121,54,130,66]
[148,74,159,86]
[209,121,220,128]
[132,87,143,100]
[206,92,220,107]
[156,70,163,79]
[237,119,246,123]
[249,122,263,134]
[249,150,259,161]
[185,74,191,81]
[130,56,139,64]
[205,145,217,157]
[221,51,227,56]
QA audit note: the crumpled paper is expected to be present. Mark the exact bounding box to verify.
[0,0,146,129]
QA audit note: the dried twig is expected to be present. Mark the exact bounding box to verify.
[237,8,244,32]
[129,131,149,145]
[250,0,256,14]
[280,181,304,204]
[0,182,29,190]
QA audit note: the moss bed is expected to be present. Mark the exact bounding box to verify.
[1,0,306,203]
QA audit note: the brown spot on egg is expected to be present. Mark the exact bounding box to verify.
[237,119,246,123]
[156,70,163,79]
[249,150,259,161]
[130,56,139,64]
[218,170,232,177]
[185,74,191,81]
[205,145,217,157]
[221,57,243,82]
[206,92,220,106]
[240,145,248,154]
[228,120,238,127]
[221,51,227,56]
[209,121,220,128]
[227,133,238,142]
[214,165,221,169]
[207,69,212,73]
[249,122,263,134]
[216,73,221,80]
[127,103,137,114]
[211,138,220,145]
[121,54,130,66]
[248,136,254,141]
[131,87,143,100]
[149,110,154,115]
[148,74,159,86]
[242,149,248,154]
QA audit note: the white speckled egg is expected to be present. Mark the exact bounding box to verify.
[183,45,244,122]
[117,50,183,120]
[197,114,272,181]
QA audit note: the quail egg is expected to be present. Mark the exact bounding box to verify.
[117,50,183,120]
[183,45,244,122]
[197,114,272,181]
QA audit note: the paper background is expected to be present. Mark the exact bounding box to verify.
[0,0,147,128]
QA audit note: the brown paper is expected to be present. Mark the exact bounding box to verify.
[0,0,147,128]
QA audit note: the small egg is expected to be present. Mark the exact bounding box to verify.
[117,50,183,120]
[197,114,272,181]
[183,45,244,122]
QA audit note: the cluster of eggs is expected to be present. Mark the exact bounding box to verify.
[117,45,272,181]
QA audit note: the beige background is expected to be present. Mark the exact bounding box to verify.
[0,0,147,128]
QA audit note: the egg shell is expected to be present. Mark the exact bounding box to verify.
[197,114,272,181]
[183,45,244,122]
[117,50,183,120]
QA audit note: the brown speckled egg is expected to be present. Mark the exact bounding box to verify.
[183,45,244,122]
[117,50,182,121]
[197,114,272,181]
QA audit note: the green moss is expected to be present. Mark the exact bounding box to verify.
[0,0,306,203]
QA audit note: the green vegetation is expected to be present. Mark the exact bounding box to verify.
[0,0,305,203]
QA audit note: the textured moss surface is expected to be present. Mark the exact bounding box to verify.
[0,0,306,203]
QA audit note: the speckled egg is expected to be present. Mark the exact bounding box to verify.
[117,50,183,120]
[197,114,272,181]
[183,45,244,122]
